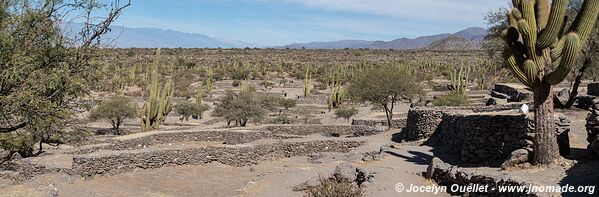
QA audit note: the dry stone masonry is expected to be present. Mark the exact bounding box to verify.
[73,140,365,177]
[263,125,383,137]
[587,99,599,157]
[351,119,407,128]
[404,106,571,165]
[426,157,537,196]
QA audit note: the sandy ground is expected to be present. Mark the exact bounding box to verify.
[1,80,596,197]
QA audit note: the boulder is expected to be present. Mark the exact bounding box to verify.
[426,157,450,179]
[333,163,356,181]
[491,91,510,99]
[500,149,530,169]
[554,88,571,107]
[485,97,508,106]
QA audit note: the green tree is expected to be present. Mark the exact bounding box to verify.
[278,98,297,110]
[348,66,423,129]
[502,0,599,164]
[174,101,210,122]
[212,90,267,127]
[0,0,129,158]
[89,96,136,135]
[334,107,359,122]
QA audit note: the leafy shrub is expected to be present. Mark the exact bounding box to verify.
[305,175,363,197]
[89,96,137,135]
[174,101,210,122]
[278,98,297,110]
[432,92,470,106]
[212,90,267,127]
[271,114,295,124]
[335,107,359,122]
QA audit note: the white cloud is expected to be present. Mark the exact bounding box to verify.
[260,0,508,24]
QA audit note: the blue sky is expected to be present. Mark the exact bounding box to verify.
[114,0,509,46]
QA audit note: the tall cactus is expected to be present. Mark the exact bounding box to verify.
[139,49,175,132]
[327,67,346,111]
[503,0,599,164]
[447,63,471,94]
[303,65,312,97]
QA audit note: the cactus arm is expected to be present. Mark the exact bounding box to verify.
[551,37,565,61]
[568,0,599,44]
[537,0,568,49]
[536,0,550,30]
[522,0,538,36]
[545,33,581,85]
[518,20,542,67]
[523,60,539,85]
[505,49,532,87]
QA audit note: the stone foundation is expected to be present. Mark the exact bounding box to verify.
[73,140,364,177]
[426,157,537,196]
[263,125,383,137]
[493,84,533,102]
[351,119,407,128]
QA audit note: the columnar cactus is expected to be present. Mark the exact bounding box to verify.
[303,65,312,97]
[139,49,175,132]
[503,0,599,164]
[327,69,345,111]
[447,63,471,94]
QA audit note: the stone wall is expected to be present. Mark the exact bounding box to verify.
[493,83,533,102]
[81,130,277,153]
[587,99,599,157]
[426,158,537,196]
[588,83,599,96]
[404,109,443,141]
[351,119,407,128]
[73,140,364,177]
[435,113,529,164]
[263,125,384,137]
[404,107,571,165]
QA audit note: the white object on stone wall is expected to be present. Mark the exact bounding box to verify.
[519,104,529,114]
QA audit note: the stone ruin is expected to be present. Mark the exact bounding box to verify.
[351,118,407,129]
[589,82,599,96]
[587,99,599,157]
[403,106,571,167]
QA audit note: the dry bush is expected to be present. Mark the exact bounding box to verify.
[304,175,363,197]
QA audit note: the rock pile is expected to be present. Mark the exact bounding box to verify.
[426,157,537,196]
[292,163,375,191]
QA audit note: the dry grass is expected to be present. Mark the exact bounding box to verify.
[304,174,363,197]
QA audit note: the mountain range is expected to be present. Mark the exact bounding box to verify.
[278,27,488,49]
[65,24,488,50]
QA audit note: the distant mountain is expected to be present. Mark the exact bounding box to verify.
[426,36,480,51]
[63,23,261,48]
[281,40,374,49]
[278,27,488,50]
